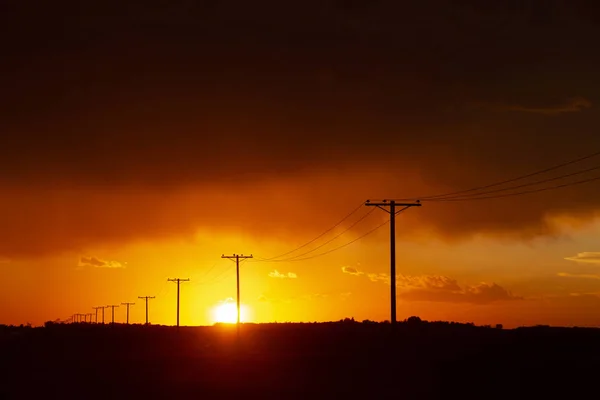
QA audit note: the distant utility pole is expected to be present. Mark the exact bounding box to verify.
[138,296,155,325]
[92,307,102,323]
[365,199,421,328]
[98,306,109,324]
[121,302,135,324]
[167,278,190,327]
[86,313,93,323]
[221,254,253,326]
[107,305,119,324]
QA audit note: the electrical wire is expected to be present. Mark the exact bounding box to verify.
[426,174,600,202]
[261,208,376,263]
[421,164,600,201]
[391,149,600,201]
[254,201,365,261]
[268,219,389,263]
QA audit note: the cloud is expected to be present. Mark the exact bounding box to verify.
[341,266,361,275]
[1,2,600,257]
[78,256,126,269]
[218,297,235,304]
[557,272,600,280]
[342,267,520,304]
[496,96,592,115]
[257,294,293,304]
[564,252,600,265]
[268,270,297,279]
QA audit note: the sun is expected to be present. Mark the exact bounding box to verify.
[212,302,250,324]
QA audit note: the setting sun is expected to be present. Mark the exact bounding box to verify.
[212,302,250,324]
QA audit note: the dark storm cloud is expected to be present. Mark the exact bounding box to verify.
[1,1,600,256]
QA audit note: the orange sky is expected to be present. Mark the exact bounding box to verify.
[1,2,600,327]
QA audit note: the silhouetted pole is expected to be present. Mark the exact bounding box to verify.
[167,278,190,327]
[138,296,155,325]
[365,200,421,328]
[121,302,135,324]
[93,307,102,323]
[221,254,253,329]
[86,313,93,323]
[107,305,119,324]
[99,306,109,324]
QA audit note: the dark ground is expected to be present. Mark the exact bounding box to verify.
[1,319,598,399]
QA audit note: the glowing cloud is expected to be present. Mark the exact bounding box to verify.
[78,256,126,269]
[564,252,600,265]
[268,270,297,279]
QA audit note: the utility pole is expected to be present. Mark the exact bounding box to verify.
[138,296,155,325]
[86,313,93,323]
[92,307,102,323]
[107,305,119,324]
[167,278,190,327]
[121,302,135,324]
[365,199,421,328]
[221,254,253,327]
[98,306,109,324]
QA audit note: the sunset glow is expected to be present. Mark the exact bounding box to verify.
[2,1,600,331]
[212,302,250,324]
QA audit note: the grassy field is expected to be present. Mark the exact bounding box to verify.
[1,320,598,399]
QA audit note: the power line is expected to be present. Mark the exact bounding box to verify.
[263,208,376,263]
[422,165,600,201]
[392,149,600,201]
[255,202,364,261]
[167,278,190,327]
[426,174,600,202]
[196,264,236,285]
[274,218,391,263]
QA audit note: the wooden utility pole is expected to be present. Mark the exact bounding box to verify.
[121,302,135,324]
[167,279,190,327]
[138,296,155,325]
[221,254,253,327]
[92,307,103,323]
[107,305,119,324]
[365,200,421,328]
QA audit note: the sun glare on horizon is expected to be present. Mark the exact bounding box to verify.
[212,302,250,324]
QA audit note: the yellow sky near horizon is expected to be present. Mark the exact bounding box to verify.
[3,211,600,329]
